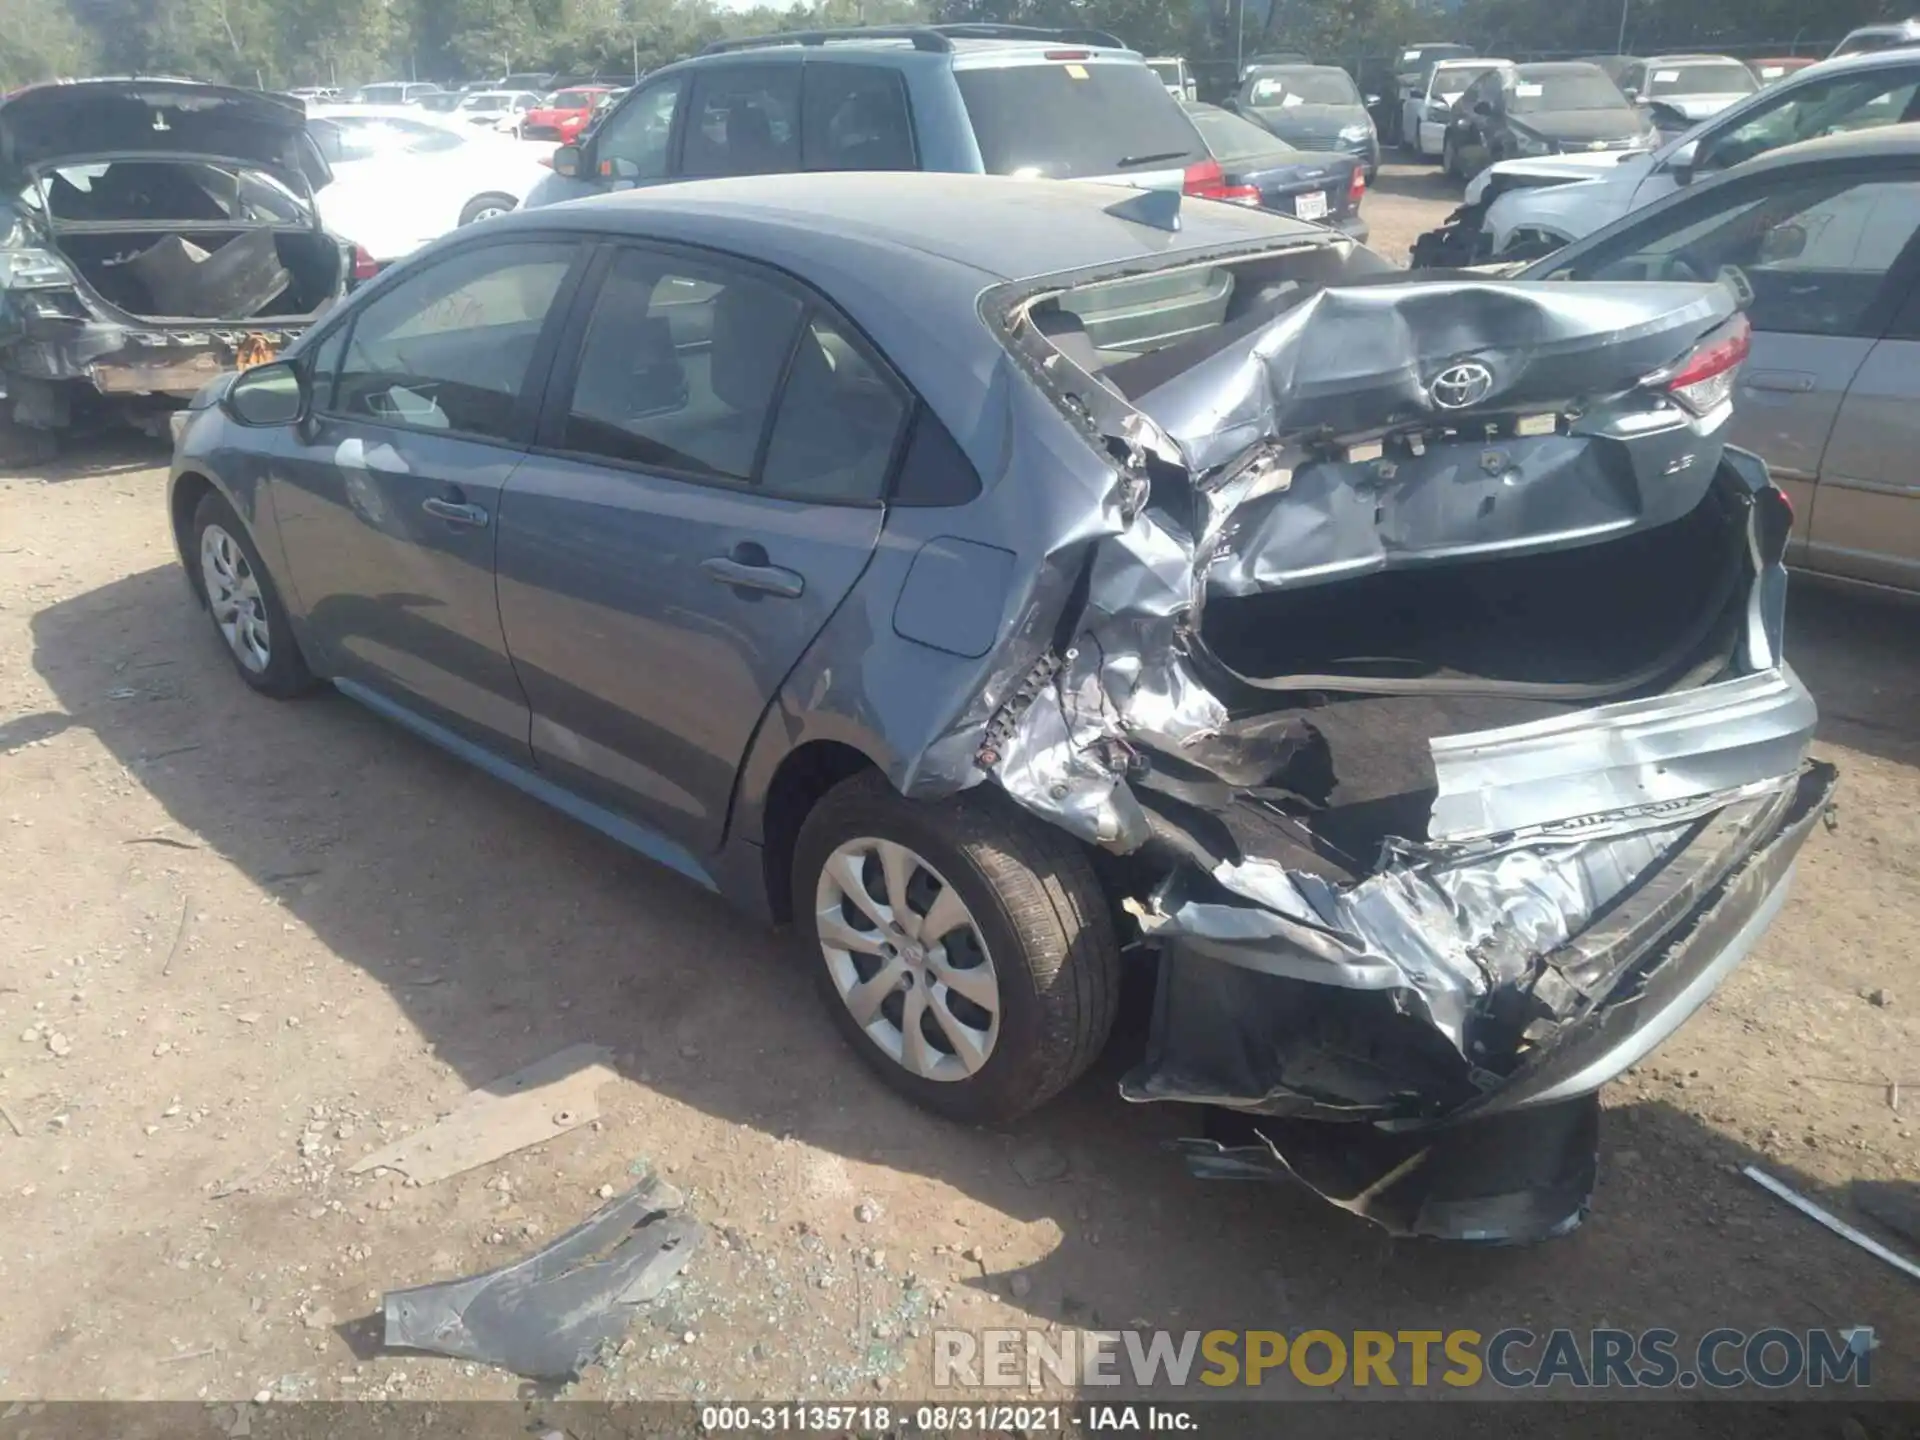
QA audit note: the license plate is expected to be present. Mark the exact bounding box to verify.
[233,334,278,370]
[1294,190,1329,221]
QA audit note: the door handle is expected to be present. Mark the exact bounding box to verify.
[701,548,804,599]
[422,496,489,526]
[1743,370,1816,394]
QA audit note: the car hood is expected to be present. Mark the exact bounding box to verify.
[0,79,318,186]
[1465,148,1652,204]
[1512,108,1645,142]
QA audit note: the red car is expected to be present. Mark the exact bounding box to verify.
[521,86,613,143]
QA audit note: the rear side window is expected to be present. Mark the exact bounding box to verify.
[802,63,916,171]
[956,61,1206,178]
[682,65,801,178]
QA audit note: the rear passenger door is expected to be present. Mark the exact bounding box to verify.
[494,243,910,850]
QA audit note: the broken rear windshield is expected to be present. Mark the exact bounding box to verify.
[955,63,1207,178]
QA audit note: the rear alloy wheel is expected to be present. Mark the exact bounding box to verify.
[794,772,1120,1124]
[459,193,518,226]
[192,491,316,698]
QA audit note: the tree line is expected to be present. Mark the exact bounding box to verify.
[0,0,1905,95]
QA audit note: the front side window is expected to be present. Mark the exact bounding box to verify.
[592,77,685,180]
[1700,70,1920,171]
[561,247,907,500]
[682,65,802,178]
[801,64,915,171]
[1552,172,1920,337]
[331,241,576,440]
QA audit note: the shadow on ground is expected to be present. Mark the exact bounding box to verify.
[25,557,1920,1407]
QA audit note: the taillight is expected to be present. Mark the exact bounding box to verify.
[1666,313,1751,415]
[1182,158,1230,200]
[1348,167,1367,205]
[352,244,380,283]
[1219,182,1262,207]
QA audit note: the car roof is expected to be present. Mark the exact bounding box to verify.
[1642,53,1745,64]
[505,171,1319,283]
[1515,61,1607,75]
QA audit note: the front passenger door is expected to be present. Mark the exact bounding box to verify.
[495,244,909,850]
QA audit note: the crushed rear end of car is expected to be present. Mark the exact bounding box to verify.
[964,229,1833,1241]
[0,80,349,439]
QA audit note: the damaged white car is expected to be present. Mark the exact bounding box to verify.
[168,173,1835,1242]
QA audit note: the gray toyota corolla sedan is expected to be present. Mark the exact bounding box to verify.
[169,173,1835,1241]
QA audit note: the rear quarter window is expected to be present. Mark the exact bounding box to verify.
[956,61,1206,179]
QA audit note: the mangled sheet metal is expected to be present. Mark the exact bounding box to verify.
[966,258,1832,1236]
[383,1176,701,1378]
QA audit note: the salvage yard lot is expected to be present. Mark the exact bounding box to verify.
[1,176,1917,1410]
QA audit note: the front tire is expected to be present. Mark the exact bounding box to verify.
[794,771,1120,1124]
[192,491,316,698]
[458,193,518,226]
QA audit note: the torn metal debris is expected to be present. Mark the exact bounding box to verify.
[382,1176,703,1379]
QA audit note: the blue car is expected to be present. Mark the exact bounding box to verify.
[168,173,1832,1241]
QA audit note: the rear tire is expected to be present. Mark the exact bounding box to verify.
[191,490,317,699]
[1443,134,1462,181]
[793,771,1120,1124]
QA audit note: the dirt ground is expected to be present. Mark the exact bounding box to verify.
[1,171,1917,1422]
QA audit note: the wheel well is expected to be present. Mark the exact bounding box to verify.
[171,471,215,602]
[759,740,877,923]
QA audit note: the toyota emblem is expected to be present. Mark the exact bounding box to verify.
[1429,361,1495,410]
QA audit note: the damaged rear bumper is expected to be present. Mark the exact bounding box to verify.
[3,300,303,409]
[1124,753,1835,1239]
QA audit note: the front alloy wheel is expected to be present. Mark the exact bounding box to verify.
[190,490,316,699]
[200,522,272,673]
[816,838,1000,1082]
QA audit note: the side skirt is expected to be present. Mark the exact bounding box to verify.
[333,678,719,893]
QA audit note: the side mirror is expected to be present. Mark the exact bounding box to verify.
[222,360,306,427]
[1666,137,1700,183]
[552,144,583,178]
